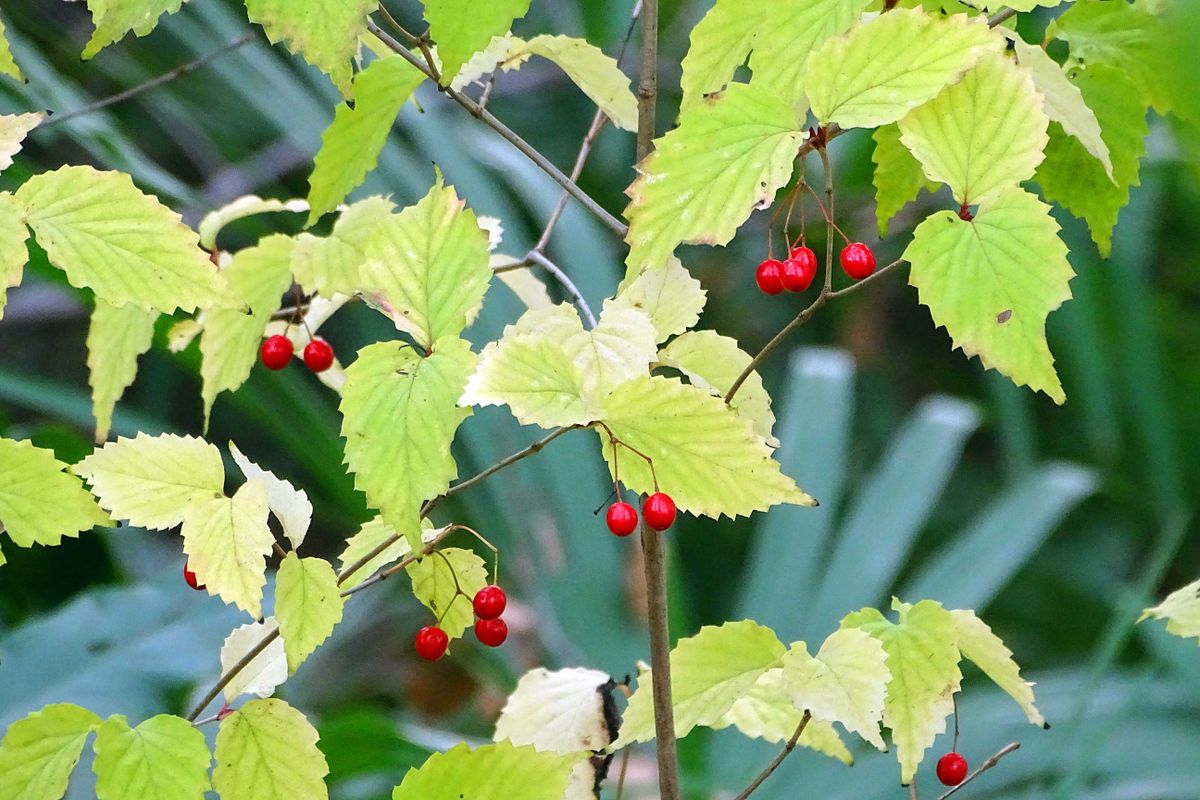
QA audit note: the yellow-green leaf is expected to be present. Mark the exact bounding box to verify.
[0,193,28,321]
[244,0,376,97]
[182,481,273,618]
[0,438,109,550]
[950,609,1045,727]
[293,196,395,297]
[1,112,43,172]
[903,188,1073,404]
[678,0,762,112]
[337,515,433,589]
[1141,579,1200,644]
[613,256,706,343]
[392,741,576,800]
[198,195,308,250]
[871,124,940,237]
[82,0,185,60]
[462,332,593,428]
[406,546,488,642]
[422,0,533,82]
[0,16,24,82]
[220,619,288,701]
[212,698,329,800]
[276,553,345,673]
[15,166,226,313]
[87,301,157,442]
[0,703,101,800]
[92,714,211,800]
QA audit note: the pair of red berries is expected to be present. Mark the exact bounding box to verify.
[260,334,334,373]
[936,752,968,786]
[754,242,876,295]
[605,492,676,536]
[414,585,509,661]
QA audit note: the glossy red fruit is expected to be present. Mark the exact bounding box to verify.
[475,617,508,647]
[183,561,204,591]
[840,242,876,280]
[642,492,676,532]
[260,335,294,370]
[781,251,817,292]
[303,338,335,373]
[936,752,968,787]
[414,625,449,661]
[473,585,507,620]
[788,246,818,274]
[755,259,786,295]
[606,501,639,537]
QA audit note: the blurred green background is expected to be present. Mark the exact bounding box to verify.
[1,1,1198,798]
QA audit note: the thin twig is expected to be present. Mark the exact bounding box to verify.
[732,711,812,800]
[40,33,255,131]
[365,20,628,238]
[725,290,829,402]
[526,250,598,328]
[936,742,1021,800]
[186,624,281,721]
[987,7,1018,26]
[828,257,906,299]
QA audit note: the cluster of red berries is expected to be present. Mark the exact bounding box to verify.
[755,242,876,295]
[936,751,968,787]
[414,585,509,661]
[606,491,676,536]
[260,334,334,373]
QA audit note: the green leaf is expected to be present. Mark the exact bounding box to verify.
[337,515,430,589]
[0,438,109,550]
[75,432,225,531]
[220,619,288,701]
[182,481,274,618]
[230,442,312,550]
[950,609,1045,726]
[841,600,962,785]
[1010,36,1112,179]
[212,698,329,800]
[1,113,44,172]
[293,196,394,297]
[362,178,493,347]
[244,0,376,97]
[747,0,872,110]
[200,235,295,423]
[422,0,533,82]
[0,703,101,800]
[82,0,185,60]
[198,195,308,250]
[714,669,854,764]
[92,714,211,800]
[1034,65,1147,258]
[615,620,786,747]
[0,16,24,81]
[612,257,706,343]
[392,741,577,800]
[903,189,1073,404]
[898,52,1048,205]
[276,553,345,673]
[598,375,814,520]
[307,56,425,224]
[406,546,488,642]
[781,628,890,749]
[87,301,157,442]
[659,330,777,447]
[678,0,762,112]
[340,338,475,550]
[1141,579,1200,644]
[15,166,226,313]
[806,8,999,129]
[871,124,939,237]
[494,667,614,753]
[0,195,24,324]
[624,82,806,273]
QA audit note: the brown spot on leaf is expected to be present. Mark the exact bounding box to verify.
[997,309,1013,324]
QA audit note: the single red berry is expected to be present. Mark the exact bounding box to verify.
[303,338,335,373]
[260,335,294,370]
[840,242,876,280]
[475,617,508,647]
[781,255,817,293]
[473,585,507,620]
[755,259,786,295]
[414,625,449,661]
[606,501,639,537]
[936,752,968,787]
[183,561,204,591]
[642,492,676,532]
[788,246,819,274]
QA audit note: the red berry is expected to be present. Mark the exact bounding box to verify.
[303,338,334,373]
[183,561,204,591]
[414,625,449,661]
[606,501,639,537]
[216,704,235,721]
[840,242,876,280]
[781,253,817,293]
[642,492,676,532]
[475,617,508,647]
[755,259,785,295]
[936,752,968,787]
[260,335,293,370]
[473,585,507,620]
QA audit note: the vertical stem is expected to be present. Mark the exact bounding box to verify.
[817,142,835,295]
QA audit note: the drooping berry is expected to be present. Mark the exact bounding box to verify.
[414,625,449,661]
[184,561,204,591]
[755,259,786,295]
[475,617,508,647]
[642,492,676,532]
[781,248,817,292]
[303,338,335,373]
[788,245,819,274]
[840,242,876,280]
[473,585,507,620]
[936,752,968,787]
[260,335,294,370]
[606,501,639,537]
